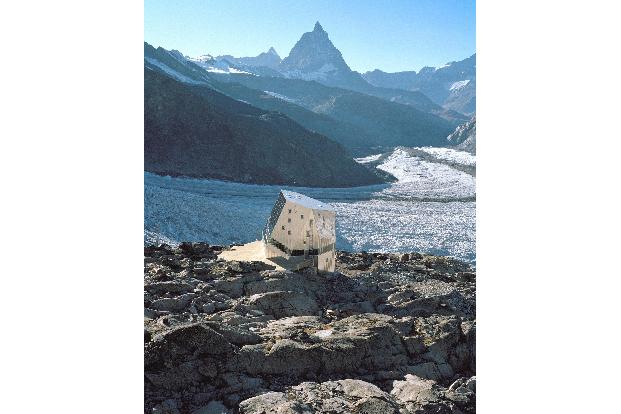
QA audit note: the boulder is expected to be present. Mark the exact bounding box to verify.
[234,313,407,377]
[150,293,196,312]
[446,376,476,412]
[145,323,237,389]
[391,374,441,403]
[239,380,399,414]
[391,374,460,413]
[245,291,320,318]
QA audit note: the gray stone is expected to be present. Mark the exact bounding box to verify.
[151,293,196,312]
[240,380,399,414]
[391,374,460,413]
[408,362,443,382]
[145,280,196,294]
[144,246,476,413]
[392,374,441,403]
[246,290,320,318]
[191,400,231,414]
[213,277,244,298]
[152,399,180,414]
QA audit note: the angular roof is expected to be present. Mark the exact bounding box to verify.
[281,190,335,212]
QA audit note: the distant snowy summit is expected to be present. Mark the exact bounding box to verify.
[178,21,474,114]
[277,22,369,90]
[217,47,282,70]
[182,21,370,90]
[186,54,254,75]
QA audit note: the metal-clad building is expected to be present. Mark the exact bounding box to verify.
[262,190,336,272]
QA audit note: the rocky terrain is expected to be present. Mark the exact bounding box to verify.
[144,243,476,413]
[447,117,476,155]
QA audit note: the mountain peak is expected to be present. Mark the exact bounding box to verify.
[281,21,347,75]
[279,22,371,90]
[267,47,279,57]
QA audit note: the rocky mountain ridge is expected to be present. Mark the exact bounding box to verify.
[144,68,385,187]
[144,243,476,413]
[182,23,472,120]
[363,54,476,115]
[447,117,476,154]
[278,22,370,92]
[144,41,457,157]
[218,47,282,70]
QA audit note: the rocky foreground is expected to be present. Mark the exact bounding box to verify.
[144,243,476,413]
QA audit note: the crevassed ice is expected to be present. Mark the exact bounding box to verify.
[376,148,475,200]
[144,147,476,263]
[416,147,476,167]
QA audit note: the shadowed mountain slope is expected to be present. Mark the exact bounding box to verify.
[144,69,385,187]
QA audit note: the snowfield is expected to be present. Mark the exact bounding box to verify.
[145,147,476,263]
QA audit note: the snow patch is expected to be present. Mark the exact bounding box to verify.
[449,80,471,91]
[228,67,253,75]
[144,57,205,84]
[354,153,383,164]
[263,90,297,103]
[188,54,215,63]
[189,55,254,75]
[436,62,452,71]
[205,67,253,75]
[283,63,338,81]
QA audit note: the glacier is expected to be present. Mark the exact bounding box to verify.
[145,148,476,263]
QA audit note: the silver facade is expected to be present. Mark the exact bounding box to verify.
[263,190,336,272]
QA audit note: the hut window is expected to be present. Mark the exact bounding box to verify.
[288,230,291,235]
[288,218,291,223]
[301,214,304,219]
[306,230,310,237]
[281,225,285,230]
[288,209,291,214]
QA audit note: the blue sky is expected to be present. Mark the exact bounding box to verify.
[145,0,475,73]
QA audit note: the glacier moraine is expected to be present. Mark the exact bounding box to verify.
[145,147,476,264]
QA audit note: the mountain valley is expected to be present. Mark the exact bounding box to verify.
[144,21,475,186]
